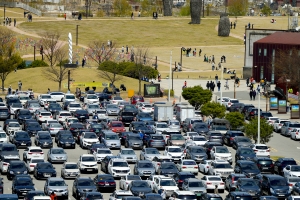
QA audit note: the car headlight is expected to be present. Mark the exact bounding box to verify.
[113,169,116,172]
[270,188,275,194]
[240,156,244,159]
[24,171,27,174]
[10,171,14,174]
[60,142,65,144]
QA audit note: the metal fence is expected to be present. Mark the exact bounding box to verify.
[0,2,41,16]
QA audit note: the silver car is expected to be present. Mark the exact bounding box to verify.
[47,123,64,136]
[140,148,160,161]
[106,104,120,116]
[182,178,207,196]
[61,162,80,179]
[86,103,101,115]
[117,148,138,163]
[47,147,68,163]
[44,177,68,198]
[28,103,42,114]
[133,160,155,177]
[101,131,121,149]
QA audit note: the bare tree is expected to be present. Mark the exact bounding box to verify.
[43,47,70,91]
[40,31,63,67]
[98,61,123,88]
[85,40,118,66]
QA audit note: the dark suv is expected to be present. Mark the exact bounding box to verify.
[274,158,297,175]
[224,192,252,200]
[241,104,255,115]
[12,175,35,198]
[260,174,290,198]
[223,131,245,146]
[236,178,261,199]
[234,160,261,178]
[253,157,274,173]
[245,108,262,120]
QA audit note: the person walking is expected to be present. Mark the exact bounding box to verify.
[184,81,187,87]
[211,82,215,92]
[249,90,253,100]
[64,13,67,20]
[126,45,128,54]
[8,86,11,95]
[233,21,236,29]
[212,62,215,71]
[50,192,57,200]
[246,77,249,86]
[206,81,210,90]
[131,12,134,19]
[253,90,257,100]
[121,46,124,53]
[217,81,221,91]
[199,49,202,57]
[215,74,218,83]
[18,80,22,91]
[14,18,16,27]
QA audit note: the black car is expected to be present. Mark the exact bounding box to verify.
[57,133,76,149]
[33,162,56,180]
[89,123,104,136]
[23,190,46,200]
[123,105,139,116]
[15,109,32,125]
[72,177,98,199]
[93,174,116,192]
[261,111,273,119]
[12,175,35,198]
[241,104,255,115]
[118,111,136,125]
[157,162,179,176]
[223,131,245,146]
[25,122,42,137]
[236,178,261,199]
[199,194,223,200]
[95,92,111,101]
[3,119,19,132]
[11,131,32,148]
[253,157,274,173]
[6,97,21,109]
[229,103,245,112]
[232,136,252,149]
[203,142,223,158]
[235,147,257,162]
[69,123,85,137]
[35,131,53,148]
[173,172,196,189]
[234,160,261,178]
[48,103,62,114]
[0,143,19,160]
[100,155,119,173]
[23,119,38,132]
[55,130,73,143]
[292,182,300,195]
[191,122,209,134]
[225,192,252,200]
[73,110,89,122]
[7,161,28,180]
[260,174,290,198]
[128,180,152,197]
[88,143,107,154]
[80,192,104,200]
[129,122,147,132]
[274,158,297,175]
[0,107,10,120]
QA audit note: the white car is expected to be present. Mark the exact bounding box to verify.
[7,122,21,135]
[163,146,184,162]
[291,128,300,141]
[80,132,99,149]
[0,131,8,143]
[273,119,290,133]
[176,159,198,175]
[154,122,170,134]
[19,95,30,106]
[10,103,23,114]
[42,119,59,130]
[67,102,82,113]
[283,165,300,178]
[84,94,99,104]
[77,154,98,173]
[201,175,225,193]
[137,103,153,113]
[207,160,234,179]
[94,109,107,119]
[109,190,133,200]
[93,148,113,162]
[38,94,52,106]
[61,162,80,179]
[198,160,213,174]
[108,158,131,178]
[119,175,142,190]
[217,97,231,107]
[26,158,44,173]
[266,117,279,125]
[226,99,239,109]
[62,94,75,103]
[152,176,179,197]
[183,132,199,140]
[49,92,65,102]
[250,144,270,157]
[23,146,45,161]
[34,110,53,123]
[192,136,207,146]
[110,96,124,105]
[210,146,232,164]
[167,119,181,131]
[117,101,130,110]
[55,111,72,123]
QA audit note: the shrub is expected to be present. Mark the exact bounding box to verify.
[17,60,27,69]
[180,5,191,16]
[163,89,174,97]
[28,60,48,68]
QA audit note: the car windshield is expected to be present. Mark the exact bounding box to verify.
[270,179,288,186]
[97,149,111,154]
[31,159,44,163]
[132,181,149,187]
[215,163,232,168]
[160,180,176,186]
[189,181,204,187]
[255,145,268,149]
[106,135,119,140]
[52,149,65,154]
[151,135,163,140]
[16,179,32,186]
[177,195,197,200]
[92,124,102,128]
[183,160,197,165]
[194,124,207,129]
[50,104,61,108]
[172,135,184,140]
[191,148,205,153]
[112,123,123,127]
[241,149,254,154]
[129,135,141,140]
[66,95,75,99]
[50,124,62,128]
[9,123,20,127]
[65,164,78,169]
[161,164,176,169]
[49,181,66,186]
[193,137,206,141]
[87,95,97,99]
[170,121,180,125]
[121,150,135,155]
[88,105,100,109]
[84,133,97,138]
[2,146,17,151]
[168,148,181,152]
[28,123,40,128]
[138,163,153,168]
[60,113,71,116]
[70,104,80,107]
[157,124,168,128]
[12,103,23,108]
[11,163,25,169]
[107,105,118,109]
[61,135,73,140]
[207,177,222,181]
[291,166,300,171]
[39,134,51,140]
[16,133,30,139]
[146,149,159,154]
[78,180,94,186]
[30,103,40,108]
[113,162,128,167]
[20,110,31,115]
[216,147,229,153]
[241,163,258,170]
[39,163,53,169]
[127,175,141,180]
[82,157,95,162]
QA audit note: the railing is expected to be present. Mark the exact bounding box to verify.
[0,2,41,16]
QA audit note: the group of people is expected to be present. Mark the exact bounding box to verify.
[7,81,22,95]
[206,80,219,92]
[3,17,16,26]
[26,13,33,22]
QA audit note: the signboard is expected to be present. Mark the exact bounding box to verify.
[64,82,109,88]
[269,97,278,110]
[278,99,287,114]
[144,84,161,98]
[291,104,300,119]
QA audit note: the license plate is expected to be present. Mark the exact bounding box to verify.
[21,143,26,145]
[197,194,202,196]
[44,174,50,177]
[65,144,70,146]
[105,183,109,186]
[259,151,264,152]
[279,195,285,196]
[87,169,93,171]
[56,193,62,196]
[263,167,269,169]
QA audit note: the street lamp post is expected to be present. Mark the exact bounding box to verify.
[168,51,172,102]
[220,65,223,105]
[3,4,6,20]
[258,92,261,144]
[76,25,79,46]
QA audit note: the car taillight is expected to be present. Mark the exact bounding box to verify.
[166,135,169,138]
[228,103,232,105]
[230,137,234,140]
[194,166,198,169]
[70,128,75,131]
[110,182,116,185]
[279,124,283,126]
[39,115,42,118]
[142,107,145,109]
[182,166,187,169]
[232,177,234,183]
[206,166,209,168]
[220,183,224,185]
[266,149,270,152]
[150,140,154,142]
[3,163,7,166]
[50,128,54,130]
[270,164,274,167]
[250,112,254,115]
[59,116,62,118]
[289,128,292,130]
[134,117,136,121]
[28,152,32,154]
[119,117,122,121]
[184,149,186,153]
[297,132,299,135]
[50,116,53,118]
[98,182,105,185]
[207,182,212,185]
[30,164,35,167]
[289,183,293,186]
[178,180,184,183]
[157,163,160,165]
[40,152,44,154]
[257,164,261,167]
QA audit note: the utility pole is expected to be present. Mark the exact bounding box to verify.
[86,0,88,19]
[33,45,36,61]
[4,4,6,20]
[76,25,79,46]
[68,70,71,91]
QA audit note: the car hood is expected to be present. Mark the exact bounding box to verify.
[60,139,75,143]
[15,138,31,142]
[131,187,152,193]
[48,186,68,190]
[214,153,232,157]
[120,155,137,159]
[243,169,260,175]
[81,161,97,165]
[144,154,160,159]
[168,152,183,156]
[290,172,300,176]
[37,169,56,173]
[107,108,119,111]
[8,127,20,130]
[82,138,98,142]
[194,128,209,133]
[1,151,19,156]
[96,153,113,157]
[77,186,97,191]
[65,169,80,173]
[191,152,207,157]
[19,115,32,119]
[39,139,53,143]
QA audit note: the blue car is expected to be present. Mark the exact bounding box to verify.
[33,162,56,180]
[136,113,153,122]
[12,175,35,198]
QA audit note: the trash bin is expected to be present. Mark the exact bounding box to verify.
[116,92,120,97]
[223,68,227,73]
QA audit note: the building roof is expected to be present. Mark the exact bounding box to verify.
[255,32,300,45]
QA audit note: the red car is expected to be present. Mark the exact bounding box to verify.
[130,95,144,105]
[109,121,126,133]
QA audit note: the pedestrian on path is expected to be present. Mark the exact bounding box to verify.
[8,86,11,95]
[253,90,256,100]
[233,21,236,29]
[199,49,202,57]
[64,13,67,20]
[206,81,210,90]
[215,74,218,83]
[14,19,16,27]
[18,80,22,91]
[217,81,221,91]
[246,77,249,86]
[212,62,215,71]
[249,90,253,100]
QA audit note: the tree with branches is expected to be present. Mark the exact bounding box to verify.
[228,0,248,16]
[40,31,71,91]
[0,28,22,92]
[113,0,131,17]
[98,60,123,87]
